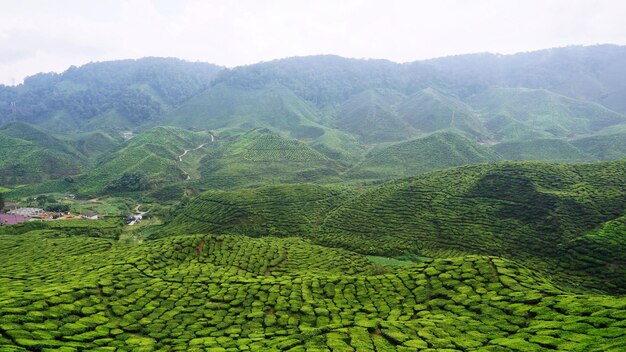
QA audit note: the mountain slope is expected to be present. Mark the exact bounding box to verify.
[0,133,84,185]
[398,88,488,140]
[197,128,344,188]
[348,131,501,180]
[0,58,222,132]
[571,131,626,160]
[468,87,626,140]
[164,83,325,137]
[335,90,416,143]
[491,138,594,162]
[75,126,211,195]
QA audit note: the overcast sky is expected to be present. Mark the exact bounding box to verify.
[0,0,625,85]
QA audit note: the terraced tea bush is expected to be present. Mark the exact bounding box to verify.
[1,231,625,351]
[160,184,358,238]
[165,160,626,293]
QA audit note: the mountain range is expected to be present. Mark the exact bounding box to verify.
[2,44,626,196]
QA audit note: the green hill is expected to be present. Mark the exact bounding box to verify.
[491,138,594,162]
[164,83,326,138]
[571,131,626,160]
[0,58,222,132]
[335,90,416,143]
[160,183,357,238]
[166,160,626,292]
[197,128,344,188]
[468,88,626,141]
[68,130,121,160]
[0,122,88,185]
[0,121,85,160]
[322,160,626,291]
[398,88,488,140]
[0,133,84,186]
[74,126,211,195]
[348,131,501,180]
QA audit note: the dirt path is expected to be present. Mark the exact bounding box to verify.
[176,141,210,180]
[134,204,148,216]
[176,149,189,162]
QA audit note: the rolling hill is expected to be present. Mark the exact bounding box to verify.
[73,126,211,195]
[467,87,626,141]
[165,160,626,293]
[334,89,416,143]
[196,128,345,189]
[348,131,501,180]
[0,122,87,185]
[491,138,594,162]
[397,88,488,140]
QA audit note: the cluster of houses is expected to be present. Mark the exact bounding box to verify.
[0,207,99,226]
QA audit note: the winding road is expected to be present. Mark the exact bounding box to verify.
[176,134,215,180]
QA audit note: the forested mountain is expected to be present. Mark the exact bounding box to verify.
[0,58,222,132]
[3,45,626,191]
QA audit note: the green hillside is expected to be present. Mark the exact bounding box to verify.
[164,84,326,138]
[0,127,85,185]
[468,88,626,141]
[166,160,626,293]
[0,121,85,160]
[161,184,357,238]
[398,88,488,140]
[348,132,501,180]
[196,129,344,189]
[0,58,222,132]
[322,160,626,291]
[335,90,416,143]
[74,126,211,195]
[572,131,626,160]
[68,130,121,160]
[491,138,594,162]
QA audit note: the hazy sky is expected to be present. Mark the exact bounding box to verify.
[1,0,625,85]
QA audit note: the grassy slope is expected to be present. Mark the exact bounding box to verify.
[347,131,501,180]
[322,160,626,291]
[1,230,625,350]
[197,128,345,189]
[468,87,626,141]
[66,130,121,160]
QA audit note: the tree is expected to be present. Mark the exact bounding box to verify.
[0,192,4,212]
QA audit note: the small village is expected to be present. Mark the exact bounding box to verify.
[0,206,100,226]
[0,195,145,227]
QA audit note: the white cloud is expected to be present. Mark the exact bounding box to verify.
[0,0,625,85]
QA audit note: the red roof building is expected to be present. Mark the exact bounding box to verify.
[0,213,30,225]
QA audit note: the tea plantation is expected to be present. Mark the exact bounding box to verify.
[2,230,626,351]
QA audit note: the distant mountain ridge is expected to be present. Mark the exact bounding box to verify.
[3,45,626,192]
